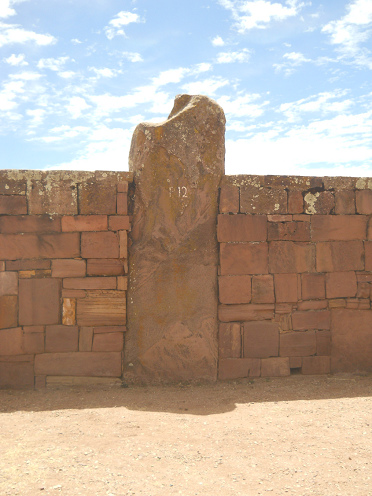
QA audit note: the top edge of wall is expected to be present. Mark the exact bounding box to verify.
[0,170,133,183]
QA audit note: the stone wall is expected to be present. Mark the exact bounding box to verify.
[217,175,372,379]
[0,170,132,388]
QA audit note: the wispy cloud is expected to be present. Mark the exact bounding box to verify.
[0,0,16,19]
[211,35,225,46]
[4,52,27,66]
[122,51,143,62]
[105,11,141,40]
[0,21,56,47]
[216,48,251,63]
[274,51,312,75]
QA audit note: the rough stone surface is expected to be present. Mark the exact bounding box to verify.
[243,321,279,358]
[220,242,269,275]
[0,295,18,329]
[0,272,18,296]
[218,275,251,304]
[218,322,241,358]
[218,303,274,322]
[261,357,290,377]
[76,292,126,326]
[127,95,225,382]
[218,358,261,379]
[279,331,316,357]
[217,214,267,242]
[316,241,364,272]
[269,241,315,273]
[34,352,122,377]
[45,325,79,352]
[19,278,61,326]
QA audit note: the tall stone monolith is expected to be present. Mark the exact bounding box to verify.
[125,94,225,382]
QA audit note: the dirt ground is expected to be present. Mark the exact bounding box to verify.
[0,375,371,496]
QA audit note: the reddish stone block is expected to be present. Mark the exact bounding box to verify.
[0,272,18,296]
[0,173,26,195]
[301,273,325,300]
[302,356,330,375]
[23,325,44,333]
[356,190,372,214]
[316,241,364,272]
[117,276,127,291]
[335,191,355,214]
[305,191,334,215]
[292,310,330,330]
[61,215,107,232]
[240,186,287,214]
[92,332,124,352]
[0,233,80,260]
[81,232,119,259]
[0,356,34,389]
[79,327,93,351]
[86,259,125,276]
[268,221,310,242]
[268,215,292,222]
[219,322,241,358]
[328,298,346,308]
[78,181,117,214]
[93,326,127,333]
[62,289,86,298]
[0,215,61,233]
[275,303,293,314]
[51,259,86,278]
[289,356,302,369]
[288,191,303,214]
[316,330,331,356]
[76,292,126,326]
[218,358,261,379]
[326,271,357,298]
[252,275,274,303]
[219,184,239,214]
[23,332,44,354]
[63,277,117,290]
[364,241,372,271]
[119,230,127,259]
[269,241,315,273]
[28,178,77,215]
[0,296,17,329]
[217,215,267,242]
[274,274,298,302]
[218,303,274,322]
[243,321,279,358]
[117,181,128,193]
[280,331,316,357]
[293,214,310,222]
[297,300,327,311]
[6,260,51,270]
[357,282,371,299]
[0,327,23,355]
[219,275,251,304]
[19,278,61,326]
[116,193,128,215]
[311,215,367,241]
[261,357,290,377]
[35,351,122,377]
[0,195,27,215]
[108,216,131,231]
[45,325,78,352]
[220,242,268,275]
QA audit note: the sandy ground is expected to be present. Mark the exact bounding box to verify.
[0,375,371,496]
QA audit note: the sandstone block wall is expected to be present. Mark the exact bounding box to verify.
[0,170,132,388]
[218,175,372,380]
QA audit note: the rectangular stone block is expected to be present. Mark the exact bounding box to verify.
[302,356,330,375]
[62,298,76,325]
[311,215,367,241]
[288,191,303,214]
[280,331,316,357]
[240,186,287,214]
[51,259,86,278]
[119,230,127,258]
[0,195,27,215]
[218,358,261,379]
[117,181,128,193]
[357,282,371,299]
[61,215,107,232]
[0,233,80,260]
[268,215,292,222]
[269,241,315,273]
[81,232,119,259]
[63,277,117,290]
[6,260,51,270]
[19,278,61,326]
[108,216,131,231]
[356,190,372,214]
[220,242,268,275]
[62,289,86,298]
[292,310,331,330]
[78,181,117,214]
[0,295,17,329]
[92,332,124,352]
[0,174,26,195]
[45,325,79,352]
[0,272,18,296]
[28,178,77,215]
[274,273,298,302]
[0,358,34,389]
[316,330,331,356]
[218,303,274,322]
[302,273,325,300]
[243,321,279,358]
[77,293,126,326]
[23,325,44,333]
[297,300,327,311]
[79,327,93,351]
[0,215,61,233]
[289,356,302,369]
[326,272,357,298]
[316,241,364,272]
[268,221,310,242]
[335,191,355,214]
[116,193,128,215]
[252,275,274,303]
[261,357,290,377]
[93,326,127,333]
[219,275,251,304]
[34,351,122,377]
[219,184,239,214]
[116,276,127,291]
[23,332,44,354]
[364,241,372,271]
[305,191,334,215]
[0,327,23,355]
[86,259,125,276]
[219,322,241,358]
[217,214,267,242]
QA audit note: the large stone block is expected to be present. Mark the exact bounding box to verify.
[218,322,241,358]
[274,273,298,302]
[219,184,239,213]
[0,295,17,329]
[301,273,325,300]
[279,331,316,357]
[356,190,372,214]
[51,259,86,278]
[0,272,18,296]
[269,241,315,273]
[76,292,126,326]
[261,357,290,377]
[0,195,27,215]
[78,181,117,214]
[268,221,310,242]
[218,275,251,304]
[81,232,119,259]
[0,233,80,260]
[0,355,34,389]
[34,352,122,377]
[217,214,267,242]
[304,191,334,215]
[6,260,51,270]
[23,331,44,354]
[92,332,124,352]
[45,325,79,352]
[326,272,357,298]
[243,321,279,358]
[61,215,107,232]
[0,327,23,355]
[218,303,274,322]
[240,186,287,214]
[220,242,268,275]
[311,215,367,241]
[302,356,330,375]
[19,278,61,326]
[316,330,331,356]
[0,215,61,233]
[63,277,117,290]
[335,191,355,214]
[292,310,331,330]
[252,275,274,303]
[316,241,364,272]
[28,175,78,215]
[87,259,125,276]
[218,358,261,379]
[331,309,372,372]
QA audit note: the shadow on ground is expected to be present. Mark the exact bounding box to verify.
[0,374,371,416]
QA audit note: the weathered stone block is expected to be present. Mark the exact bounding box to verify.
[77,292,126,326]
[269,241,315,273]
[0,272,18,296]
[364,241,372,271]
[0,295,18,329]
[119,230,127,259]
[311,215,367,241]
[288,191,303,214]
[45,325,78,352]
[301,273,325,300]
[79,327,93,351]
[23,332,44,354]
[6,260,51,270]
[63,277,117,290]
[92,332,124,352]
[289,356,302,369]
[0,195,27,215]
[305,191,334,215]
[28,177,78,215]
[0,233,80,260]
[81,232,119,259]
[116,193,128,215]
[51,259,86,278]
[243,321,279,358]
[326,272,357,298]
[298,300,327,311]
[219,275,251,304]
[316,330,331,356]
[274,273,298,302]
[217,214,267,242]
[252,275,274,303]
[0,215,61,233]
[19,278,61,326]
[280,331,316,357]
[62,298,76,325]
[356,190,372,214]
[261,357,290,377]
[108,216,131,231]
[0,174,26,195]
[316,241,364,272]
[240,186,287,214]
[117,181,128,193]
[219,322,241,358]
[61,215,107,232]
[0,327,23,355]
[220,242,268,275]
[302,356,330,375]
[292,310,330,330]
[219,184,239,213]
[335,191,355,214]
[268,221,310,242]
[86,259,124,276]
[78,181,117,214]
[218,304,274,322]
[34,352,122,377]
[218,358,261,379]
[0,356,34,389]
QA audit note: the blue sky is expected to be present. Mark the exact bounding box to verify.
[0,0,372,176]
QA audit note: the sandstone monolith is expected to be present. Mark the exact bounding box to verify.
[126,94,225,382]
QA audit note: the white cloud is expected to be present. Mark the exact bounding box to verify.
[71,38,82,44]
[105,11,141,40]
[216,48,251,63]
[152,67,189,87]
[192,62,212,73]
[212,35,225,46]
[89,67,117,78]
[122,51,143,62]
[0,0,16,18]
[218,93,267,118]
[37,56,70,72]
[0,21,56,47]
[4,52,27,66]
[219,0,304,32]
[274,51,311,74]
[66,96,91,119]
[182,77,229,96]
[26,108,46,126]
